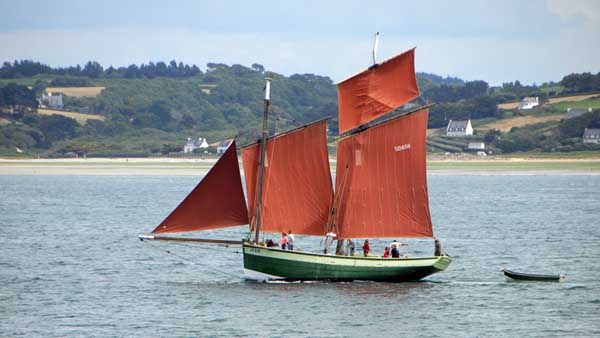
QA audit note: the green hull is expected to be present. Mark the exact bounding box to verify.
[243,243,451,282]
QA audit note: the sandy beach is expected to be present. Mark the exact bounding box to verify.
[1,157,600,175]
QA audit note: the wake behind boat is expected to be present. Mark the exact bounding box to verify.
[140,36,452,283]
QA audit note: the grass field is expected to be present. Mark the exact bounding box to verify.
[498,93,600,110]
[547,94,599,104]
[37,108,106,124]
[550,97,600,112]
[46,86,105,97]
[497,101,520,110]
[478,114,564,131]
[426,128,444,136]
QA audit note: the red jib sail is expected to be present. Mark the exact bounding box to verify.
[242,120,333,236]
[337,48,419,134]
[334,108,433,239]
[152,140,248,234]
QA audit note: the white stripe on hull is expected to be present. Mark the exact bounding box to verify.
[243,268,285,282]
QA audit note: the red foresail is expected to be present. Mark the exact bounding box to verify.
[337,48,419,134]
[334,108,433,239]
[152,140,248,234]
[242,120,333,236]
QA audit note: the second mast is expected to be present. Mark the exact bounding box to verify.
[254,77,272,243]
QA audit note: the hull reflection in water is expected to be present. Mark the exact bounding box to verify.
[243,242,451,282]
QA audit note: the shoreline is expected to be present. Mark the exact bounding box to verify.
[1,157,600,176]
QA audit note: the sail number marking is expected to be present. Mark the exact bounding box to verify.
[394,144,411,152]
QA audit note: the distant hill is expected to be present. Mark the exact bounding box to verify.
[417,72,465,86]
[1,60,599,157]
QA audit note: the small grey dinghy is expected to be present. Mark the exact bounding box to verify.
[503,269,565,282]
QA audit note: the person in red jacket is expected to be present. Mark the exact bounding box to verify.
[383,246,390,258]
[362,240,370,257]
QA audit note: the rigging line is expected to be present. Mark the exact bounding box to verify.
[142,239,241,278]
[323,161,351,252]
[143,238,240,256]
[167,241,241,254]
[274,113,298,125]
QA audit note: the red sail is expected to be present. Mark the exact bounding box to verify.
[152,140,248,234]
[242,120,333,236]
[337,48,419,134]
[334,108,433,239]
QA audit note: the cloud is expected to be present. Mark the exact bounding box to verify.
[546,0,600,22]
[1,0,599,87]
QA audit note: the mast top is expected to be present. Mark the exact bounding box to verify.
[264,77,272,101]
[372,32,379,66]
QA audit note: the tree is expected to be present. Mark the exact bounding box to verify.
[37,115,79,142]
[561,72,600,93]
[557,110,600,138]
[0,83,37,111]
[124,64,140,78]
[251,63,265,73]
[82,61,103,78]
[483,129,501,144]
[147,100,172,125]
[471,95,500,119]
[464,80,489,98]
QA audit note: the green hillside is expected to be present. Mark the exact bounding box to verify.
[1,60,599,157]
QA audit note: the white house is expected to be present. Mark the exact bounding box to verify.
[518,97,539,110]
[446,120,473,137]
[183,137,209,153]
[583,128,600,144]
[467,142,485,150]
[216,139,233,154]
[39,92,64,109]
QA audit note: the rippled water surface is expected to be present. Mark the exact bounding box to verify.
[2,174,600,337]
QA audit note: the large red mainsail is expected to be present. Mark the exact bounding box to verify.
[242,120,333,236]
[334,108,433,239]
[337,48,419,134]
[152,140,249,234]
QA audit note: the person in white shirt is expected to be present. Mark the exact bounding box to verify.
[346,239,356,256]
[390,240,407,258]
[286,230,295,251]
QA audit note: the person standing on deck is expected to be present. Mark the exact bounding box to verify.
[434,238,442,256]
[391,245,400,258]
[346,239,356,256]
[286,230,295,250]
[362,240,370,257]
[390,240,407,258]
[390,239,406,250]
[280,232,287,250]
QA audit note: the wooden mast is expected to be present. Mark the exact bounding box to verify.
[254,77,272,243]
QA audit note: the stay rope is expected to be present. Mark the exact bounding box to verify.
[141,239,242,279]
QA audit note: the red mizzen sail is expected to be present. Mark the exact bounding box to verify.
[337,48,419,134]
[152,140,248,234]
[242,120,333,236]
[334,108,433,239]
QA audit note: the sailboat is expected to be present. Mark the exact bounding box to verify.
[140,41,452,282]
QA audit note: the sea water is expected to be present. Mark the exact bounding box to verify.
[1,174,599,337]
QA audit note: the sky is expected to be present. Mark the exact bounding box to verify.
[0,0,599,85]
